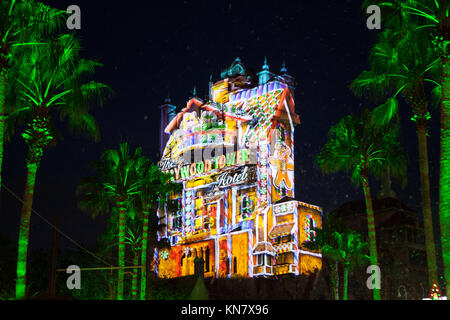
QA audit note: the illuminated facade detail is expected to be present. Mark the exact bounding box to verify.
[161,250,169,260]
[305,215,317,242]
[156,58,322,278]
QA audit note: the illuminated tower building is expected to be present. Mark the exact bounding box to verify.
[156,59,322,279]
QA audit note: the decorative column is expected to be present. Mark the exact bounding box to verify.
[227,234,232,278]
[248,230,254,278]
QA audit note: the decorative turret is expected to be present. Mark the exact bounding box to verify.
[159,97,177,158]
[257,57,271,85]
[278,62,295,91]
[208,74,213,100]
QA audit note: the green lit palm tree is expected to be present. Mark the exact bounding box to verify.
[364,0,450,296]
[133,160,180,300]
[303,216,346,300]
[14,34,108,299]
[0,0,64,195]
[77,143,142,300]
[124,214,142,300]
[304,216,369,300]
[351,25,440,287]
[337,231,370,300]
[317,109,406,300]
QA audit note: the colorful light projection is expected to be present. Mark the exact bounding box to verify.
[257,132,270,207]
[157,59,322,280]
[269,142,295,191]
[305,215,317,242]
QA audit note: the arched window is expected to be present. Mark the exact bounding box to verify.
[205,247,210,272]
[240,194,253,220]
[305,215,317,242]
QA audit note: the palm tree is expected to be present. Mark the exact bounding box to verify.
[317,109,406,300]
[351,25,440,287]
[364,0,450,297]
[337,230,370,300]
[78,143,142,300]
[133,160,180,300]
[14,33,107,300]
[124,214,142,300]
[304,216,369,300]
[0,0,64,194]
[304,215,346,299]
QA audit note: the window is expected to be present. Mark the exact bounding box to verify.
[407,228,413,243]
[265,255,273,266]
[204,217,210,231]
[233,257,237,274]
[257,254,273,266]
[276,253,294,265]
[305,215,316,242]
[205,247,210,272]
[257,255,264,266]
[409,249,426,267]
[240,194,253,220]
[416,230,425,245]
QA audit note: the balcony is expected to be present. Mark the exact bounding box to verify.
[253,265,273,276]
[273,242,297,254]
[273,264,296,275]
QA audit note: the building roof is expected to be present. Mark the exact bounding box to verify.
[331,197,420,229]
[253,241,276,255]
[164,86,298,139]
[273,196,296,204]
[332,197,415,217]
[269,222,295,239]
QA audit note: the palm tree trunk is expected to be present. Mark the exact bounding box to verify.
[117,204,126,300]
[0,72,6,200]
[147,242,156,299]
[108,246,115,300]
[140,207,149,300]
[131,251,139,299]
[15,162,38,299]
[331,261,339,300]
[440,50,450,297]
[361,173,381,300]
[343,264,349,300]
[416,119,438,286]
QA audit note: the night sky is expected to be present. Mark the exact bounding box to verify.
[0,1,441,256]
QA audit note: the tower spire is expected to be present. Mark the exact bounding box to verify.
[280,61,287,73]
[209,74,213,100]
[258,57,271,85]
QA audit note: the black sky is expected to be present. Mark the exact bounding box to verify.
[0,1,441,255]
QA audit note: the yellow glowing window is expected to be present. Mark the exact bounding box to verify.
[194,217,202,228]
[277,253,294,265]
[195,198,203,209]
